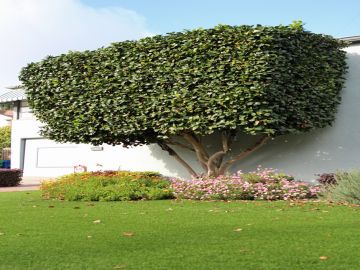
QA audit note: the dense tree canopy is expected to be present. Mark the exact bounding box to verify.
[19,23,347,177]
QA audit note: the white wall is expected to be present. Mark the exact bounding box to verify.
[0,115,11,126]
[10,43,360,182]
[10,119,179,178]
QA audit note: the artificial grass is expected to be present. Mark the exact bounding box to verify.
[0,192,359,270]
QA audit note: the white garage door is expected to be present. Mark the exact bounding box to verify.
[23,139,85,177]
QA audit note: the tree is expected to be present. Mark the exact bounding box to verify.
[0,126,11,156]
[19,23,347,177]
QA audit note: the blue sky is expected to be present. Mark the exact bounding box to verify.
[82,0,360,38]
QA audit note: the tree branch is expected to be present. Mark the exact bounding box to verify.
[165,139,195,152]
[207,151,227,168]
[222,131,231,152]
[183,132,209,159]
[218,135,270,175]
[182,132,209,170]
[157,142,198,178]
[207,131,234,174]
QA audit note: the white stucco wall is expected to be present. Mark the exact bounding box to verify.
[10,119,179,178]
[0,115,11,126]
[10,43,360,182]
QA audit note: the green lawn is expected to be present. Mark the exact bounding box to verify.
[0,192,359,270]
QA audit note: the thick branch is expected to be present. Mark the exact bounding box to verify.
[182,132,209,170]
[218,135,270,175]
[207,151,227,168]
[165,139,195,152]
[207,131,234,174]
[157,142,198,178]
[222,131,231,152]
[183,133,209,159]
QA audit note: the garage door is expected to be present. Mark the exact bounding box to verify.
[23,139,86,177]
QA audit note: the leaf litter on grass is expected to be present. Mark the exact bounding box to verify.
[122,232,135,237]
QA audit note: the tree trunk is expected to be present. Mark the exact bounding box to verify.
[161,133,270,178]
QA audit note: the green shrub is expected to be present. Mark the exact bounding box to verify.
[41,171,174,201]
[0,126,11,152]
[322,170,360,204]
[0,169,23,187]
[241,168,295,183]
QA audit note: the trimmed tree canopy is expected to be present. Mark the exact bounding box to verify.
[19,23,347,177]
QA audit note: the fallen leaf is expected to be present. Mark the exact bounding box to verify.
[87,235,92,239]
[113,264,126,269]
[233,228,243,232]
[0,232,4,236]
[122,232,135,237]
[166,208,173,211]
[48,205,55,208]
[319,256,328,260]
[93,220,101,224]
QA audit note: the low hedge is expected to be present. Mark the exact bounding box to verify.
[0,169,23,187]
[41,171,174,201]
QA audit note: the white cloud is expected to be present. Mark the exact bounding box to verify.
[0,0,152,88]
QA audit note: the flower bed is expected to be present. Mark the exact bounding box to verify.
[41,171,174,201]
[170,168,321,201]
[41,168,322,202]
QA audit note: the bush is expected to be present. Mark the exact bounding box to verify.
[322,170,360,204]
[241,168,295,183]
[0,169,23,187]
[170,168,321,201]
[0,126,11,153]
[41,171,174,201]
[316,173,337,185]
